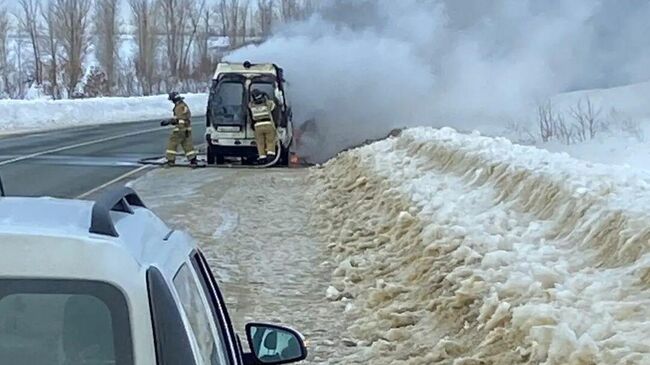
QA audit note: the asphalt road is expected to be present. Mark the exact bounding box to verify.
[0,118,206,198]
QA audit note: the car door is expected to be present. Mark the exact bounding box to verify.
[189,250,244,365]
[209,75,247,138]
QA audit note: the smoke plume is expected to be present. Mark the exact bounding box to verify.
[227,0,650,162]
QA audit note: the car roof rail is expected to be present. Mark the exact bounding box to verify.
[90,187,147,237]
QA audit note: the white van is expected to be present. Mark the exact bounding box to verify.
[205,62,293,166]
[0,187,308,365]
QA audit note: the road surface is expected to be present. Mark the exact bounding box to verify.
[0,118,206,198]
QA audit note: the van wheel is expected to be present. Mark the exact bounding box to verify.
[208,146,224,165]
[207,146,216,164]
[278,147,290,166]
[216,151,225,165]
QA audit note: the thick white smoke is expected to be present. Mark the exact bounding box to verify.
[227,0,650,162]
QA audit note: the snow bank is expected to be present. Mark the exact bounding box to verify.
[311,127,650,364]
[0,94,208,134]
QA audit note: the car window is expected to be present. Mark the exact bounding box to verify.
[210,82,245,126]
[147,267,198,365]
[215,82,244,107]
[174,263,231,365]
[0,279,133,365]
[250,82,275,101]
[191,252,239,364]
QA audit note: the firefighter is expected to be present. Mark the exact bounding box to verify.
[249,89,277,163]
[161,92,198,167]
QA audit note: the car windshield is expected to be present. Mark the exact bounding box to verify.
[0,279,133,365]
[209,81,245,126]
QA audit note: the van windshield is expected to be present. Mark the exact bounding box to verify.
[209,81,245,127]
[0,279,133,365]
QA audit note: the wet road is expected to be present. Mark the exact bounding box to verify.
[0,119,206,198]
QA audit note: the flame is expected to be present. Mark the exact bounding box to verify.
[290,153,300,166]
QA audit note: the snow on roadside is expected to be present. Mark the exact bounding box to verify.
[0,93,207,134]
[310,127,650,364]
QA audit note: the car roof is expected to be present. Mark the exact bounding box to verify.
[0,196,94,236]
[0,189,197,282]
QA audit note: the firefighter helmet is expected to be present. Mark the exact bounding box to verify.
[168,92,183,103]
[251,89,267,103]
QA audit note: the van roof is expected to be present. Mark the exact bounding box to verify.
[213,62,278,79]
[0,189,196,282]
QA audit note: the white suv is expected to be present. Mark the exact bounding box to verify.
[0,187,308,365]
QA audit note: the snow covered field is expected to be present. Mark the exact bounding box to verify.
[0,93,207,134]
[311,127,650,364]
[532,81,650,171]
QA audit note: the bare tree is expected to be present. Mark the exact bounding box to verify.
[17,0,43,86]
[41,1,61,99]
[160,0,186,82]
[196,8,214,78]
[256,0,274,37]
[280,0,297,22]
[538,102,557,143]
[282,0,315,22]
[228,0,240,46]
[52,0,92,96]
[161,0,207,84]
[219,0,242,47]
[180,0,207,81]
[0,1,10,96]
[301,0,316,18]
[239,0,250,43]
[129,0,158,95]
[555,113,573,144]
[94,0,120,95]
[15,38,25,97]
[217,0,229,38]
[570,97,601,141]
[538,101,588,145]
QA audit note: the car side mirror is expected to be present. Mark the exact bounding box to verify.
[245,323,308,364]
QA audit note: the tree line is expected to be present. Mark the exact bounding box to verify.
[0,0,315,99]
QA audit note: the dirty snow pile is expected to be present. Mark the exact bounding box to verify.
[310,127,650,364]
[0,93,207,134]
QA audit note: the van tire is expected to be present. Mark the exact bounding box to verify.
[207,146,216,164]
[278,146,290,167]
[207,146,224,165]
